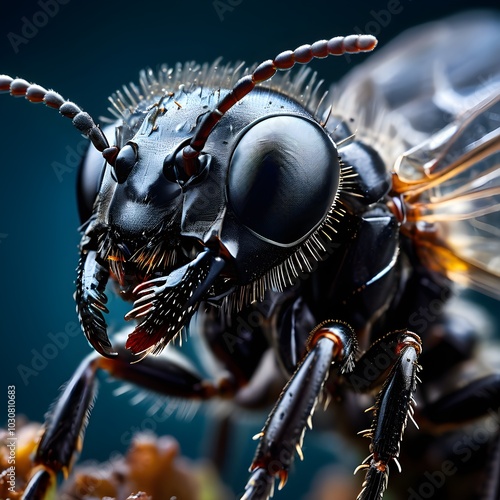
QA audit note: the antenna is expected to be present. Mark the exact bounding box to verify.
[0,75,118,165]
[181,34,377,174]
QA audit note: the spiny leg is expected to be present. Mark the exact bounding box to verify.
[242,321,357,500]
[23,353,99,499]
[21,343,234,500]
[346,331,422,500]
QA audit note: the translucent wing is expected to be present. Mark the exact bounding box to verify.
[394,90,500,298]
[331,11,500,298]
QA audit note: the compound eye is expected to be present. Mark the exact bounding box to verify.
[114,143,138,183]
[228,115,340,245]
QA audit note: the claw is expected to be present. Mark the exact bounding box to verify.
[241,468,275,500]
[132,275,167,294]
[23,468,57,500]
[124,301,153,320]
[75,250,116,358]
[126,249,225,354]
[353,463,370,475]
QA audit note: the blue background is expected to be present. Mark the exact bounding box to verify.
[1,0,500,498]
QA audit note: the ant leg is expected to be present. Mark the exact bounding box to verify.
[420,374,500,499]
[423,374,500,426]
[21,342,234,500]
[241,321,357,500]
[344,330,422,500]
[23,353,99,499]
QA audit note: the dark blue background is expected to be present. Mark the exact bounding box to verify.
[1,0,500,498]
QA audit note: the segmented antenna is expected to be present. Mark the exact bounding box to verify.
[181,34,377,174]
[0,34,376,173]
[0,75,118,165]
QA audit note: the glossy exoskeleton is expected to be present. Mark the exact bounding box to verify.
[2,11,500,500]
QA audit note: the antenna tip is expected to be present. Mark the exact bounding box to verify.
[357,34,378,51]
